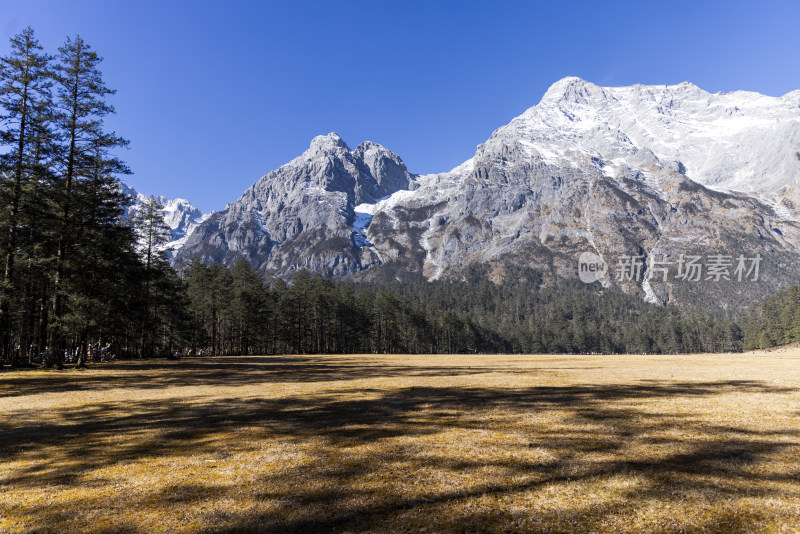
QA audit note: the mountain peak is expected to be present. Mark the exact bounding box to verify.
[308,132,349,152]
[541,76,594,101]
[170,76,800,307]
[550,75,588,86]
[660,80,707,96]
[354,140,402,159]
[356,140,384,151]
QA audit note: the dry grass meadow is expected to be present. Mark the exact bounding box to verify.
[1,351,800,533]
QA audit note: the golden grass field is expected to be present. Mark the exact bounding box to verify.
[1,351,799,533]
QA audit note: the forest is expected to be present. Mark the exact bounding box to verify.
[180,261,746,356]
[743,283,800,349]
[0,27,789,368]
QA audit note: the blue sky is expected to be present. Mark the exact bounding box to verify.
[2,0,799,212]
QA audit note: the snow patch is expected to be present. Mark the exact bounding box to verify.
[122,183,209,255]
[252,210,268,233]
[642,276,659,305]
[352,211,373,247]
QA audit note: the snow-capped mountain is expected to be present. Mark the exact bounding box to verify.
[486,77,800,213]
[171,78,800,309]
[120,183,209,253]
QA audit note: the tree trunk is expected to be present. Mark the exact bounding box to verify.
[74,330,87,369]
[44,343,62,370]
[45,233,66,370]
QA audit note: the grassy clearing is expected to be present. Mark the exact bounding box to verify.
[1,352,799,533]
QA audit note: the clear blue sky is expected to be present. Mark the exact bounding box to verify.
[2,0,799,212]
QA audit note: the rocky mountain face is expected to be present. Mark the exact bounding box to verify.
[121,183,209,254]
[171,78,800,309]
[173,134,416,275]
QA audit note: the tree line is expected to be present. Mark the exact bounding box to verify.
[743,283,800,349]
[181,261,746,356]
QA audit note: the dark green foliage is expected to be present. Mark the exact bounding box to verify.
[350,264,744,354]
[744,283,800,349]
[0,26,54,361]
[0,29,185,367]
[178,261,744,355]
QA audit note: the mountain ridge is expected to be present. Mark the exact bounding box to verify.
[169,77,800,308]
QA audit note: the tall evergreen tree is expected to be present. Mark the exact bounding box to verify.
[65,150,137,367]
[132,197,171,276]
[230,260,268,355]
[0,26,53,361]
[45,35,128,367]
[131,196,172,356]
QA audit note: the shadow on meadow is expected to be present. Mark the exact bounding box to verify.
[2,367,799,532]
[0,355,549,398]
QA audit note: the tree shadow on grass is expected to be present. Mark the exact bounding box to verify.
[1,376,799,532]
[2,381,796,472]
[0,355,553,398]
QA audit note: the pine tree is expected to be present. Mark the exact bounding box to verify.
[0,26,53,361]
[132,197,171,276]
[230,259,267,355]
[130,196,171,356]
[64,148,140,367]
[45,35,128,367]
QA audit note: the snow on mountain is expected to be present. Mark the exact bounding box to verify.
[120,182,210,254]
[486,77,800,210]
[153,195,211,250]
[169,78,800,308]
[346,78,800,305]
